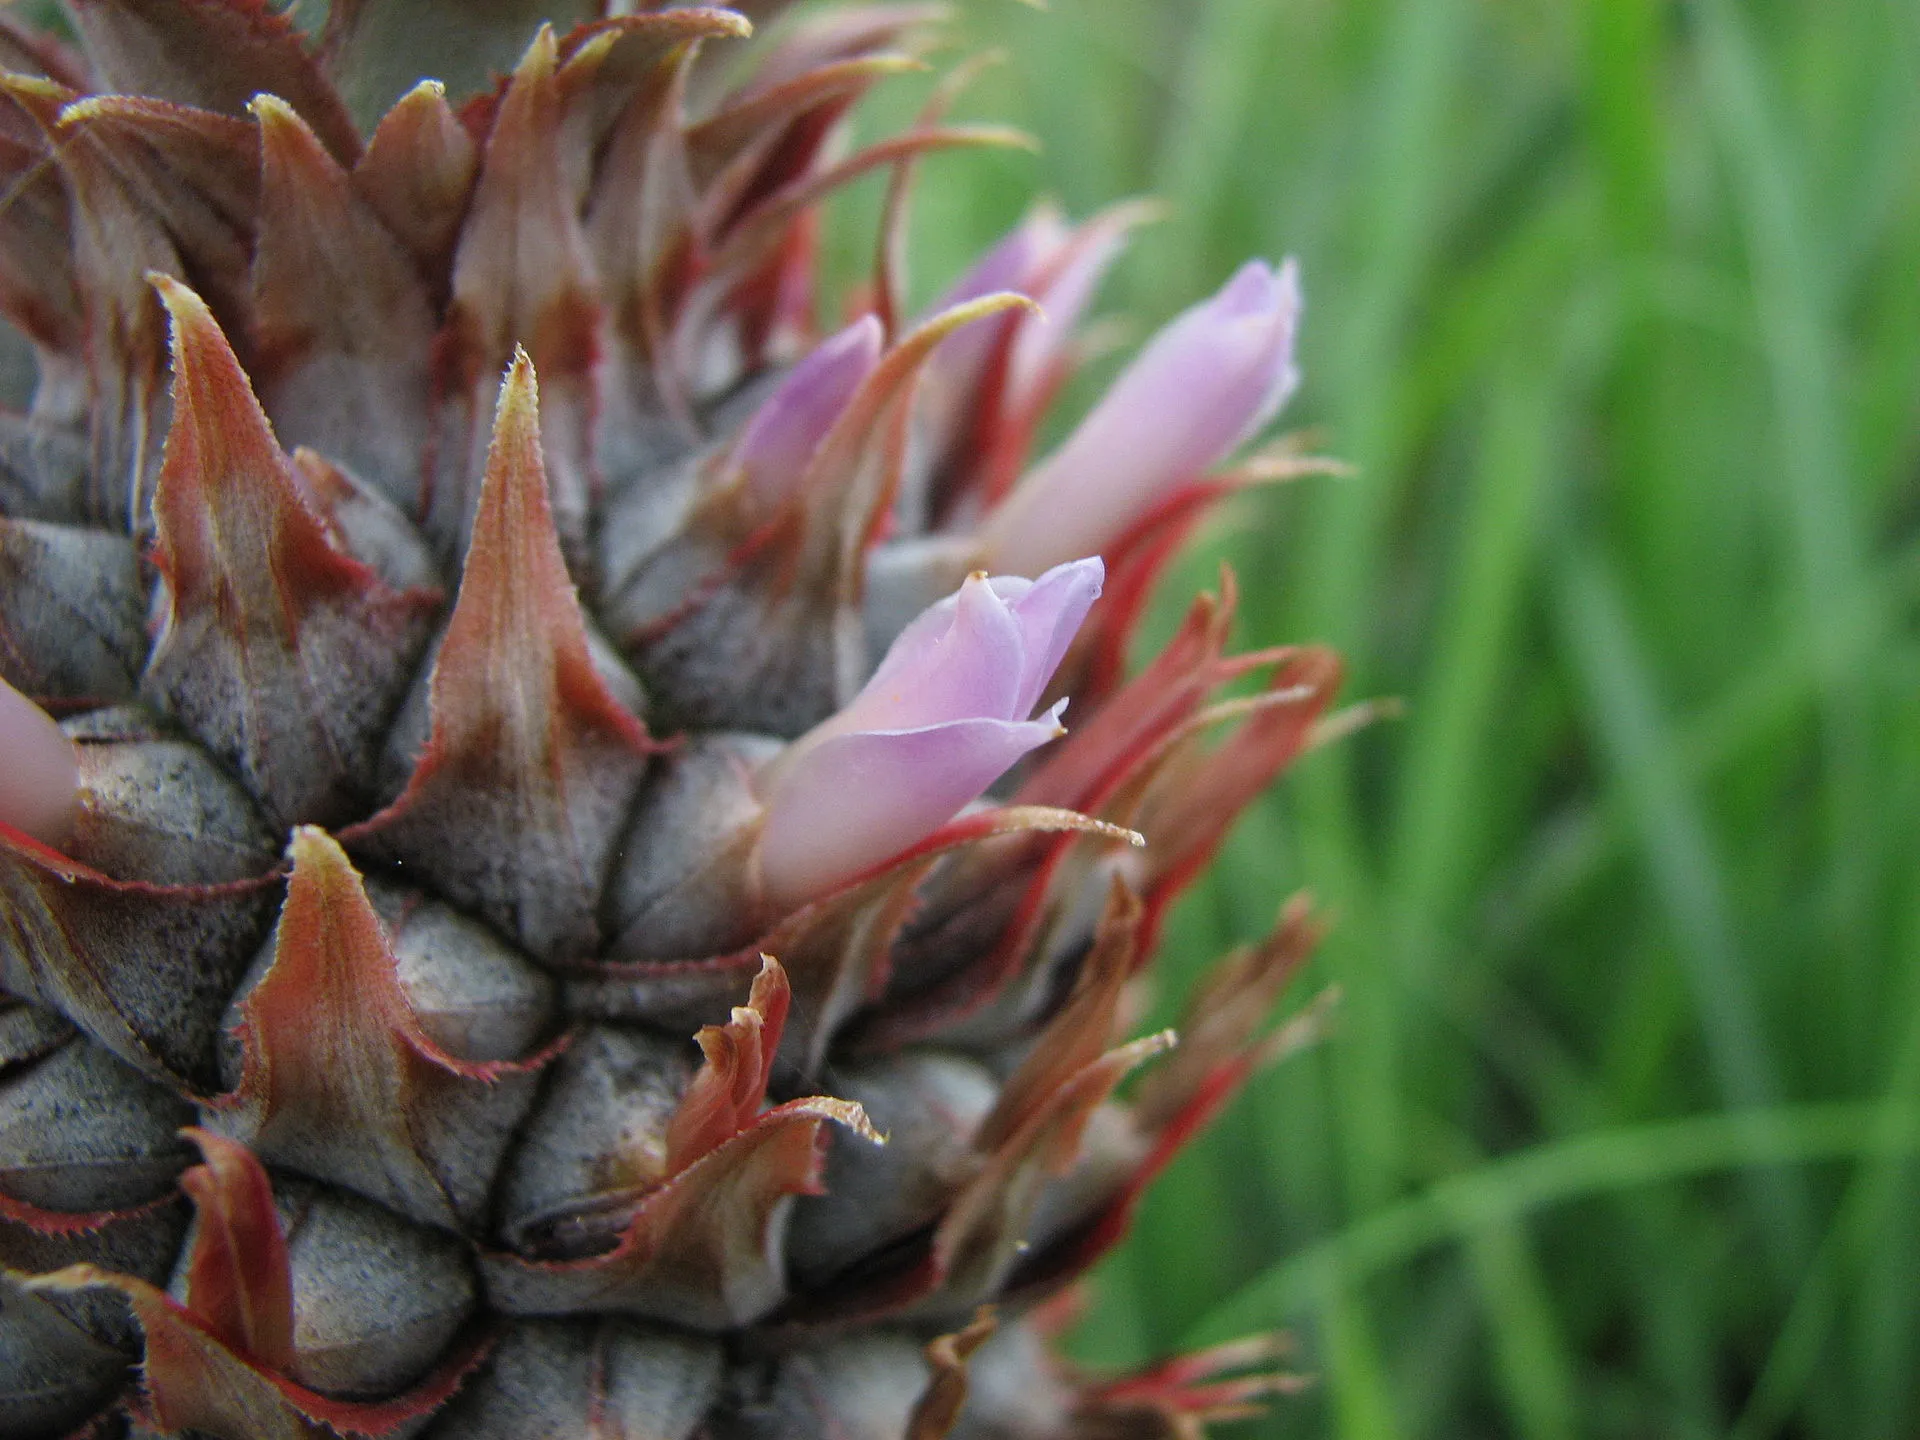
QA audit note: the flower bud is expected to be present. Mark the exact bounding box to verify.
[720,1333,930,1440]
[729,316,883,512]
[364,882,557,1064]
[980,258,1301,576]
[919,208,1070,415]
[0,677,77,845]
[754,557,1103,907]
[928,202,1134,425]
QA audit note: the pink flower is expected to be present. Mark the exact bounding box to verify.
[980,258,1302,576]
[920,204,1136,443]
[925,209,1063,403]
[0,677,77,845]
[729,315,883,511]
[755,556,1103,906]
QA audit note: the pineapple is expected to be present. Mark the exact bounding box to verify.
[0,3,1343,1437]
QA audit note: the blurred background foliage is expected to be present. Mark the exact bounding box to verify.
[833,0,1920,1435]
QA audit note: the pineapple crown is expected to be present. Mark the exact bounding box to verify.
[0,4,1343,1438]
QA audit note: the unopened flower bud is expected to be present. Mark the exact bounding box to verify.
[920,208,1070,410]
[729,316,883,512]
[788,1051,998,1288]
[365,883,557,1064]
[929,202,1134,423]
[981,259,1301,576]
[754,557,1103,907]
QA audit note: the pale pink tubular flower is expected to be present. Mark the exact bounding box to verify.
[755,556,1104,907]
[922,207,1067,404]
[921,203,1133,435]
[0,676,77,845]
[729,315,883,511]
[979,257,1302,577]
[1002,207,1142,409]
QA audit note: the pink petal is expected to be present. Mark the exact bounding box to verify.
[754,559,1100,907]
[732,315,883,511]
[842,572,1028,733]
[941,207,1068,310]
[922,208,1070,394]
[757,708,1066,907]
[0,677,76,845]
[852,558,1102,732]
[1002,557,1105,714]
[1006,210,1136,404]
[982,258,1302,576]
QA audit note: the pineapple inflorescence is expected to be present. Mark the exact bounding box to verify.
[0,3,1343,1437]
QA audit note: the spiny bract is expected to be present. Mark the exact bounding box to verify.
[0,3,1343,1438]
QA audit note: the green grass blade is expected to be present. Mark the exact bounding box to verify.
[1184,1100,1920,1346]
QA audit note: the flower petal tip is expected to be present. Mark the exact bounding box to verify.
[754,559,1101,907]
[981,256,1304,575]
[0,677,78,845]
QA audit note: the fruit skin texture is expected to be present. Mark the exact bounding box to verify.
[0,4,1340,1438]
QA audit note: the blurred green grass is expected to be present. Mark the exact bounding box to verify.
[838,1,1920,1434]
